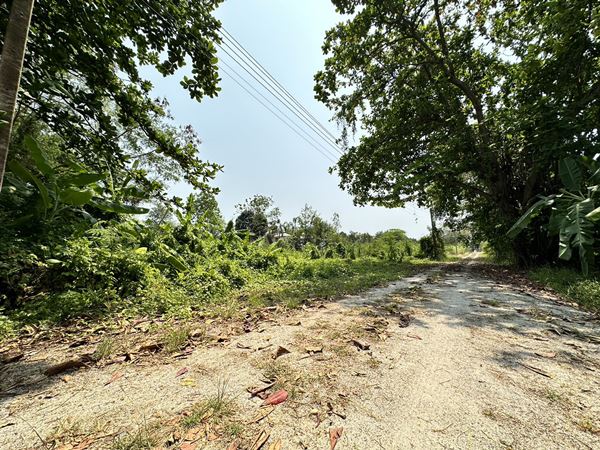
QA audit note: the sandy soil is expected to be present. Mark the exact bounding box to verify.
[1,263,599,449]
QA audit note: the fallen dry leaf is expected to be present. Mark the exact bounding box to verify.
[273,346,291,360]
[248,381,276,398]
[184,426,202,441]
[104,371,124,386]
[175,367,189,377]
[250,428,270,450]
[267,438,282,450]
[45,355,92,376]
[180,443,197,450]
[329,427,343,450]
[263,389,288,406]
[247,406,275,424]
[351,339,370,351]
[406,333,422,340]
[305,345,323,354]
[226,439,241,450]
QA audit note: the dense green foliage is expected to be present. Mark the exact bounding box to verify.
[509,155,600,274]
[1,0,224,200]
[0,188,421,338]
[0,1,433,342]
[316,0,600,264]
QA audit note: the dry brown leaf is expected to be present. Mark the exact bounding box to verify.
[226,439,241,450]
[104,371,124,386]
[350,339,370,350]
[175,367,189,377]
[406,333,422,340]
[248,381,276,398]
[305,345,323,354]
[180,443,197,450]
[272,346,291,359]
[184,427,202,442]
[250,428,270,450]
[247,406,275,424]
[267,438,282,450]
[329,427,343,450]
[263,389,288,406]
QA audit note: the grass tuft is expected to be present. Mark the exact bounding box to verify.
[529,267,600,312]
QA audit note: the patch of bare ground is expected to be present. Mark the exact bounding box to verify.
[1,263,599,449]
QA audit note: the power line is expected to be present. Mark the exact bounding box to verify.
[219,58,337,162]
[216,40,342,156]
[136,0,338,162]
[219,57,339,161]
[219,27,342,153]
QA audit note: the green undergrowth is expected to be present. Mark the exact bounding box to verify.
[0,254,419,340]
[529,266,600,312]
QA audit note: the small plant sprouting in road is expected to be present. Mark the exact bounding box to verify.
[93,337,115,361]
[112,423,160,450]
[182,379,235,429]
[162,325,191,353]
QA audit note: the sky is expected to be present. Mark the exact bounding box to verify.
[143,0,430,238]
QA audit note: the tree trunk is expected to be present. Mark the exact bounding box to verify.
[0,0,35,192]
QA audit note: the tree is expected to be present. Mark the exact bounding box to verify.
[0,0,35,191]
[315,0,600,264]
[0,0,224,196]
[234,195,280,238]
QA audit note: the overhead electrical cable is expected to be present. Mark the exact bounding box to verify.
[218,59,336,162]
[136,0,339,162]
[219,27,342,153]
[218,65,336,163]
[215,41,342,156]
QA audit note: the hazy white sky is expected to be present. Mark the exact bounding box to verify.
[143,0,430,238]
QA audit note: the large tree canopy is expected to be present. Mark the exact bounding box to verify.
[316,0,600,262]
[0,0,223,194]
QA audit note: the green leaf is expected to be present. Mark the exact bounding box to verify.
[585,206,600,221]
[61,172,106,186]
[558,158,582,191]
[46,259,63,265]
[7,160,51,210]
[24,135,53,176]
[59,187,94,206]
[166,254,188,272]
[507,197,553,238]
[90,198,149,214]
[558,231,572,260]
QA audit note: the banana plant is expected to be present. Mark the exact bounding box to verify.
[508,155,600,275]
[3,136,148,224]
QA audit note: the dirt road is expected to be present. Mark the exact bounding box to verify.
[1,263,599,449]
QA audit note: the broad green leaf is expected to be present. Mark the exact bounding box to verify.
[558,231,572,260]
[166,254,188,272]
[61,172,106,186]
[558,158,582,191]
[90,198,149,214]
[59,187,94,206]
[46,259,63,265]
[7,160,50,210]
[507,197,553,238]
[24,135,54,176]
[585,206,600,221]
